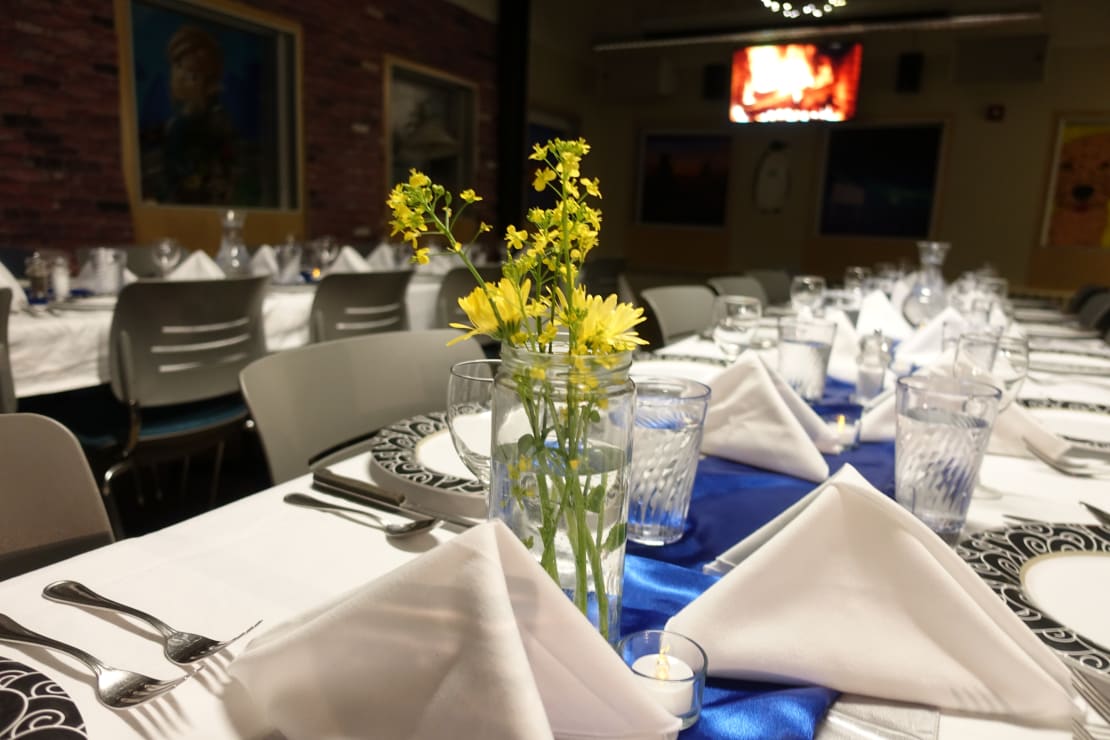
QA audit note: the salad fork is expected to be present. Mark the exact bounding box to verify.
[43,580,260,666]
[0,613,188,709]
[1023,439,1110,478]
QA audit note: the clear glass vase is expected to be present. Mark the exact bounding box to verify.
[488,345,634,645]
[902,240,950,327]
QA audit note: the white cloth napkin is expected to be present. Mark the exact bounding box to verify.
[888,277,912,318]
[230,521,681,740]
[701,352,837,482]
[0,260,27,311]
[857,290,914,342]
[72,260,137,292]
[325,245,371,274]
[168,250,225,280]
[986,401,1073,461]
[824,307,861,384]
[366,241,405,271]
[250,245,279,277]
[676,465,1076,727]
[893,306,965,371]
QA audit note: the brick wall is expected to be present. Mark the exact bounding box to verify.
[0,0,499,251]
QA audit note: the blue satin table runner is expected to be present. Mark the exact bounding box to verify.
[622,377,898,739]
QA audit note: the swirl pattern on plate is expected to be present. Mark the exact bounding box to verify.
[0,657,86,738]
[369,412,485,495]
[956,523,1110,673]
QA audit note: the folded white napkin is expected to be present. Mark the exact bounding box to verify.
[250,245,279,277]
[824,308,861,384]
[366,241,405,271]
[230,521,681,740]
[701,352,836,482]
[893,306,965,370]
[72,260,137,292]
[986,401,1073,461]
[168,250,224,280]
[857,290,914,342]
[675,465,1076,726]
[888,277,912,318]
[325,245,371,274]
[0,260,27,311]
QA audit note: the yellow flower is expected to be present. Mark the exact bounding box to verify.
[408,170,431,188]
[460,189,482,203]
[573,290,648,353]
[448,278,532,345]
[506,225,529,250]
[412,247,430,265]
[533,168,556,192]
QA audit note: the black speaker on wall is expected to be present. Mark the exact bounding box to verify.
[702,63,729,101]
[896,52,924,93]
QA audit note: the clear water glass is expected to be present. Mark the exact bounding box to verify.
[711,295,762,361]
[777,317,837,402]
[895,375,1002,545]
[447,359,499,487]
[153,238,182,277]
[628,377,710,546]
[789,275,826,317]
[843,265,870,293]
[954,333,1028,410]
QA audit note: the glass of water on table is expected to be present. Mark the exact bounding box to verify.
[711,295,762,362]
[777,317,837,402]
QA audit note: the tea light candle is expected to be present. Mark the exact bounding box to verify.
[826,413,859,448]
[630,651,694,716]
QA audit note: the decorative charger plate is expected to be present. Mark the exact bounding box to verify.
[368,412,487,519]
[1022,323,1100,340]
[0,657,86,738]
[1029,350,1110,377]
[1019,398,1110,449]
[956,523,1110,673]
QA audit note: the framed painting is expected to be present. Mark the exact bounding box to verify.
[1039,114,1110,249]
[817,122,945,239]
[385,57,477,195]
[636,132,731,228]
[115,0,304,246]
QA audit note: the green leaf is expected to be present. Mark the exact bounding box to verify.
[517,433,535,457]
[602,522,626,553]
[585,484,606,513]
[588,408,601,424]
[522,535,535,549]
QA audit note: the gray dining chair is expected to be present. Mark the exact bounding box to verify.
[1076,290,1110,331]
[240,329,485,483]
[434,266,503,330]
[0,287,14,414]
[707,275,769,306]
[98,276,269,510]
[745,269,792,305]
[639,284,717,347]
[0,413,115,578]
[310,270,413,343]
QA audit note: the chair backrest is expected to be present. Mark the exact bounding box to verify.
[745,269,792,305]
[435,266,503,330]
[0,287,14,413]
[310,271,414,343]
[639,284,717,346]
[1066,284,1106,314]
[0,413,115,578]
[1077,290,1110,330]
[580,257,626,299]
[240,329,486,483]
[108,276,269,408]
[707,275,768,305]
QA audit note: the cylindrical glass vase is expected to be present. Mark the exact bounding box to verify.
[489,345,635,644]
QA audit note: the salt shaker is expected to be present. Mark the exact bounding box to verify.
[50,256,71,302]
[24,252,50,304]
[856,331,891,401]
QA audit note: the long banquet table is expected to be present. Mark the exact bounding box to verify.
[1,333,1109,739]
[7,275,443,399]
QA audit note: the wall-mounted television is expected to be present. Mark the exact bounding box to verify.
[730,42,862,123]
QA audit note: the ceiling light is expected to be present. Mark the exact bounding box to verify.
[761,0,846,20]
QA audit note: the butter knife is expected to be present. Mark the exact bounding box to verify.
[311,469,477,530]
[1080,501,1110,528]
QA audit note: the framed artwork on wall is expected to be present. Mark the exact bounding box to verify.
[817,122,945,239]
[385,57,477,196]
[636,132,731,227]
[1039,114,1110,249]
[115,0,304,247]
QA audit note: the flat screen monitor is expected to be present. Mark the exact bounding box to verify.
[729,42,862,123]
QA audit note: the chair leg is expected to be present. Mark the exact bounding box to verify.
[101,459,132,539]
[208,440,226,510]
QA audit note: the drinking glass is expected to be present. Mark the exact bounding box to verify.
[446,359,498,487]
[777,317,837,402]
[153,238,182,277]
[789,275,826,317]
[895,375,1002,545]
[618,630,707,730]
[628,377,710,546]
[843,266,870,293]
[954,333,1029,410]
[711,295,762,361]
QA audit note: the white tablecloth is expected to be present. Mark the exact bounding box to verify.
[8,279,442,398]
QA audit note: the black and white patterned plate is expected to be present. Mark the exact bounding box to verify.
[367,412,486,518]
[0,657,86,738]
[1019,399,1110,450]
[956,524,1110,673]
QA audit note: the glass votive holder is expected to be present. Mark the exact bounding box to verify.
[822,411,860,449]
[618,629,707,729]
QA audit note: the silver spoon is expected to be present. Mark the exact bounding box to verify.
[283,493,439,537]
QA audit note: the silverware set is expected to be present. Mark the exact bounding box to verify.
[1072,663,1110,739]
[0,580,260,708]
[1023,438,1110,479]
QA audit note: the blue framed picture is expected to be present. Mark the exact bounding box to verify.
[127,0,299,208]
[636,132,731,227]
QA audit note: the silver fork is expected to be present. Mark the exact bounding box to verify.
[1023,439,1110,478]
[1073,664,1110,727]
[0,613,188,708]
[43,580,260,665]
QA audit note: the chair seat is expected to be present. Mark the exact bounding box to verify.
[137,395,248,442]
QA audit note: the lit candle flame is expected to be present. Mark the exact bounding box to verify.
[311,267,321,280]
[654,644,672,680]
[837,414,846,434]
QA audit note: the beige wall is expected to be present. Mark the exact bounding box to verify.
[529,0,1110,289]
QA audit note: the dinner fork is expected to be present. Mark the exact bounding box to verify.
[43,580,261,666]
[1073,663,1110,727]
[0,613,189,709]
[1023,439,1110,478]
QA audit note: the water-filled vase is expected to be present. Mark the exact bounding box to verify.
[902,240,950,327]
